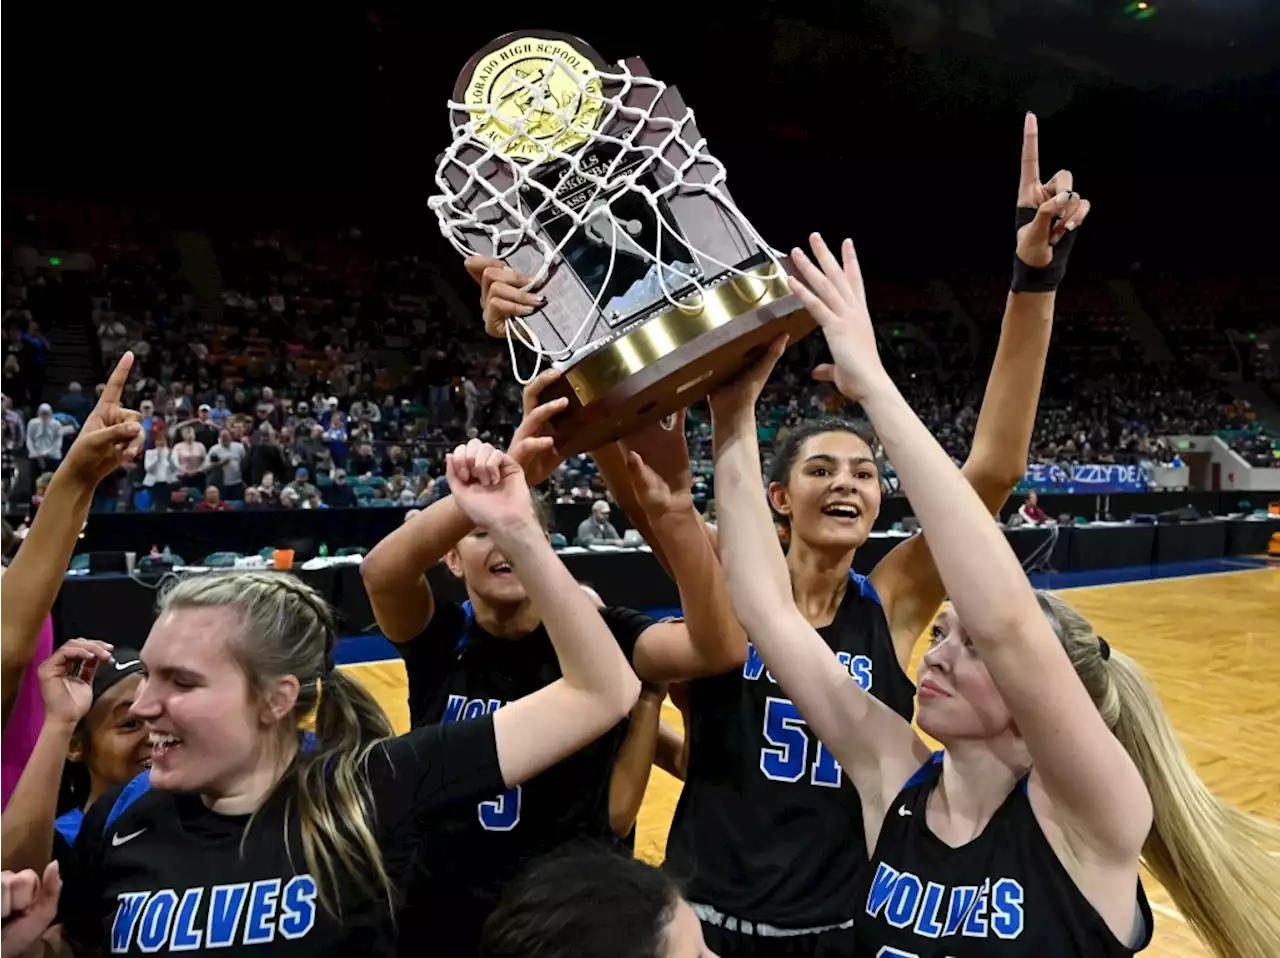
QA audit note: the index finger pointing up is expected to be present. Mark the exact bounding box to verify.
[1020,112,1040,190]
[100,351,135,406]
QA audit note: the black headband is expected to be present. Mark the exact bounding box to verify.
[1097,637,1111,662]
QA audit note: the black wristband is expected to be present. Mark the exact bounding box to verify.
[1010,206,1077,293]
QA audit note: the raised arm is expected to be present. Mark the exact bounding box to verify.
[2,355,143,725]
[619,412,748,682]
[445,439,641,788]
[710,341,928,815]
[870,113,1091,667]
[2,641,111,875]
[790,231,1150,863]
[607,683,669,837]
[360,371,567,643]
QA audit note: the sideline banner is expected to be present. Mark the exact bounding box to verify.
[1019,463,1150,494]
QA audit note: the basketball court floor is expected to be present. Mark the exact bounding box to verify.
[341,557,1279,958]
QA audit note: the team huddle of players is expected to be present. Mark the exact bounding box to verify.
[1,115,1276,958]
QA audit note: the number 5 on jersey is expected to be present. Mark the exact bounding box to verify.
[760,696,842,787]
[444,694,523,831]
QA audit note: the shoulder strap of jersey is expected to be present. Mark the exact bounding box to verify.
[454,600,475,653]
[903,750,944,789]
[103,771,153,835]
[847,568,883,606]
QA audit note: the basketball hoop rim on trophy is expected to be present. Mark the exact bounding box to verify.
[430,30,814,455]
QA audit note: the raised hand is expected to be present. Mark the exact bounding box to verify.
[706,335,789,425]
[447,439,536,532]
[507,367,569,486]
[38,638,113,728]
[788,234,889,403]
[1016,112,1092,269]
[620,410,695,519]
[1,862,62,958]
[61,351,145,486]
[465,255,546,339]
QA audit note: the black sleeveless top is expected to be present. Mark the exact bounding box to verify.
[664,571,917,927]
[854,753,1153,956]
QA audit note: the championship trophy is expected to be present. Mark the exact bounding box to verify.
[430,31,815,456]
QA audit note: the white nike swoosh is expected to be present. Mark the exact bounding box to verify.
[111,828,146,846]
[897,807,912,816]
[113,660,140,671]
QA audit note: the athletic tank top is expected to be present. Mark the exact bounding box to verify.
[1,616,54,809]
[665,571,917,927]
[854,753,1153,956]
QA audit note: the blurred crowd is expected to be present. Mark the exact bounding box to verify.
[3,211,1278,523]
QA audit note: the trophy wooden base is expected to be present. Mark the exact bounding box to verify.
[542,263,816,458]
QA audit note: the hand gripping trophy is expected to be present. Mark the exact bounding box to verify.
[431,31,814,456]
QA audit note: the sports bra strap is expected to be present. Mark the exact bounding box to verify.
[104,771,153,835]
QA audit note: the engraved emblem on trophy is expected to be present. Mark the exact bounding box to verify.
[430,31,814,456]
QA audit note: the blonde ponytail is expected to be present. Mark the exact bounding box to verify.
[159,573,396,919]
[1039,592,1280,958]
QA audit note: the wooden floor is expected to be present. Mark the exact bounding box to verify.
[632,567,1280,958]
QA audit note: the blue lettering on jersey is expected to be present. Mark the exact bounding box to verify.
[279,876,318,939]
[136,889,178,952]
[962,879,990,937]
[243,879,281,945]
[991,877,1025,939]
[207,884,249,948]
[742,643,776,683]
[170,888,203,950]
[943,886,977,935]
[111,892,148,952]
[109,878,316,952]
[442,695,523,831]
[753,645,875,789]
[866,864,1024,942]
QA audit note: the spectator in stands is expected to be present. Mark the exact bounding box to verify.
[1018,491,1051,526]
[137,400,158,451]
[21,322,49,402]
[324,468,357,508]
[141,433,180,511]
[195,485,233,512]
[204,427,246,500]
[56,383,93,423]
[24,405,64,475]
[2,395,25,455]
[4,329,27,406]
[173,425,207,491]
[279,486,301,509]
[350,393,380,423]
[348,442,378,478]
[191,404,219,448]
[243,486,266,509]
[258,471,280,505]
[246,423,287,486]
[286,467,318,503]
[95,312,127,363]
[210,394,230,426]
[382,443,410,477]
[323,410,349,465]
[576,500,623,547]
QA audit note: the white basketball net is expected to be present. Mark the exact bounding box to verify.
[429,55,785,384]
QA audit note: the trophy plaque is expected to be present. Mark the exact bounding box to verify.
[430,31,815,456]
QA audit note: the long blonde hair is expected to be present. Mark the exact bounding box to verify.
[1038,592,1280,958]
[158,572,395,918]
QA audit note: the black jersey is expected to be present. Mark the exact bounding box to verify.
[395,598,655,955]
[60,716,503,956]
[855,753,1153,957]
[664,570,916,928]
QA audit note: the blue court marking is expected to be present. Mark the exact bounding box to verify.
[1027,556,1271,592]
